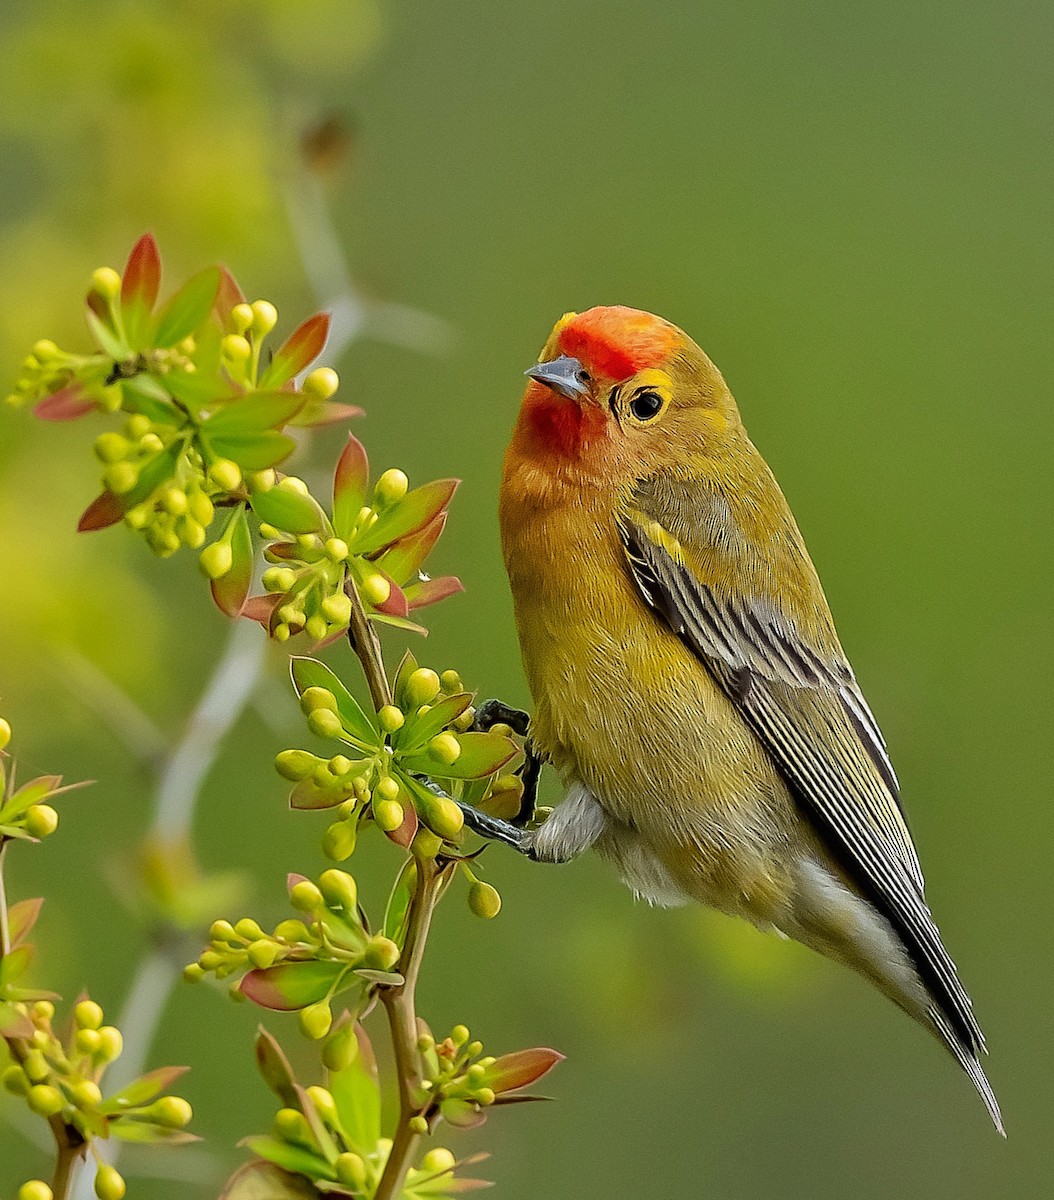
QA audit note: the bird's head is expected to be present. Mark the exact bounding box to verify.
[514,306,740,474]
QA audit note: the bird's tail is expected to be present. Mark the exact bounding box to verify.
[929,1007,1004,1135]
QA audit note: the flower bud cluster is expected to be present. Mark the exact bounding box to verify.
[0,729,68,840]
[413,1023,501,1126]
[185,870,401,1035]
[0,997,193,1166]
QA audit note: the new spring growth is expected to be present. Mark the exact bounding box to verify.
[186,869,402,1033]
[0,996,193,1151]
[0,734,77,839]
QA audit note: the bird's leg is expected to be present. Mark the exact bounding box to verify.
[472,698,541,826]
[413,774,534,855]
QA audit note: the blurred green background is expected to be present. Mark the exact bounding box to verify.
[1,0,1051,1195]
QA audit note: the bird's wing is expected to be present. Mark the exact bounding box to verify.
[617,507,985,1056]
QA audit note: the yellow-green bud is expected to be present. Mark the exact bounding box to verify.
[91,267,121,298]
[222,333,251,362]
[273,1106,310,1144]
[412,827,443,860]
[274,919,310,943]
[96,1027,123,1061]
[303,367,339,398]
[359,572,391,606]
[300,686,338,713]
[319,869,357,911]
[188,489,214,526]
[251,300,278,334]
[94,432,130,464]
[27,1084,64,1116]
[94,1164,126,1200]
[428,733,461,765]
[375,775,401,803]
[247,939,280,969]
[453,708,475,732]
[0,717,10,749]
[364,935,400,970]
[323,537,349,561]
[405,668,441,708]
[306,614,328,642]
[278,474,309,496]
[75,1000,104,1030]
[335,1153,368,1189]
[451,1024,470,1046]
[2,1064,30,1095]
[75,1028,101,1056]
[210,919,238,943]
[328,755,353,777]
[23,1050,49,1082]
[231,303,253,333]
[418,793,464,841]
[104,461,139,495]
[305,1085,338,1125]
[322,1025,359,1072]
[273,623,291,643]
[183,963,205,983]
[125,414,151,438]
[373,798,404,832]
[24,804,59,838]
[421,1148,456,1175]
[161,487,188,516]
[180,517,207,549]
[147,1095,193,1127]
[275,749,317,781]
[322,820,357,861]
[476,1086,496,1106]
[32,1000,55,1022]
[377,705,404,733]
[307,709,343,739]
[439,670,462,694]
[17,1181,53,1200]
[199,541,233,580]
[409,1114,429,1134]
[234,917,263,940]
[208,458,242,492]
[299,999,333,1040]
[199,950,223,971]
[262,567,297,593]
[468,880,502,919]
[373,468,409,507]
[71,1080,102,1110]
[290,879,325,912]
[321,592,352,624]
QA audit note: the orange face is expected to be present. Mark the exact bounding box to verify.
[515,305,732,470]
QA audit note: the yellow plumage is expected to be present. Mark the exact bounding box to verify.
[499,304,1001,1130]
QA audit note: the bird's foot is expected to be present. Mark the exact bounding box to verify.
[472,697,542,827]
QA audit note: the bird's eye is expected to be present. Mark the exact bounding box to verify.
[629,390,664,422]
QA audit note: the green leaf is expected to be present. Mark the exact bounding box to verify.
[239,1138,332,1182]
[289,399,363,428]
[254,1027,300,1107]
[0,775,61,823]
[399,732,517,781]
[260,313,330,389]
[250,488,325,536]
[122,440,185,509]
[0,944,34,985]
[118,376,178,423]
[370,613,429,636]
[328,1026,380,1150]
[396,693,473,755]
[109,1119,200,1146]
[7,898,43,949]
[383,861,415,945]
[206,430,297,470]
[120,233,161,348]
[483,1048,564,1094]
[331,435,369,540]
[0,1001,35,1037]
[219,1161,321,1200]
[211,505,253,617]
[155,266,221,346]
[375,515,446,586]
[204,391,307,435]
[289,659,379,752]
[240,961,348,1011]
[353,480,459,555]
[85,308,128,360]
[405,577,464,611]
[101,1066,190,1113]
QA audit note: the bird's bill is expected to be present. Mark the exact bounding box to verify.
[524,355,590,400]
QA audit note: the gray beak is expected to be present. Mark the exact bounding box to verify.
[524,355,590,400]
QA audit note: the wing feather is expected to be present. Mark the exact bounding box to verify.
[618,511,986,1057]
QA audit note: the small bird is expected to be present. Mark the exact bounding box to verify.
[497,305,1001,1130]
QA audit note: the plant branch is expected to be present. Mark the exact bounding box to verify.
[373,858,449,1200]
[344,577,392,710]
[0,839,11,957]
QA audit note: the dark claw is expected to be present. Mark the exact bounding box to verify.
[456,802,534,855]
[472,699,531,737]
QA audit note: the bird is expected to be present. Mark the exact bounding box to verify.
[496,304,1001,1131]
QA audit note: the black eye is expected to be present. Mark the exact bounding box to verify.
[629,390,664,422]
